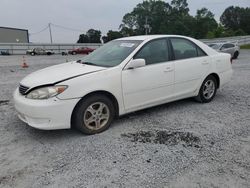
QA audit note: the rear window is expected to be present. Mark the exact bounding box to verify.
[170,38,206,60]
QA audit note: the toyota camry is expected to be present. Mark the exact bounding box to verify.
[14,35,233,134]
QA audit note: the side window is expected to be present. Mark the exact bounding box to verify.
[170,38,206,60]
[35,48,41,52]
[227,43,235,48]
[222,43,234,49]
[197,47,206,57]
[221,44,228,49]
[134,39,169,65]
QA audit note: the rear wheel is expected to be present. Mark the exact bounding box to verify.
[72,94,115,134]
[195,75,217,103]
[72,51,76,55]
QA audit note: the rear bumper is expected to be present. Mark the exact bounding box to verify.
[13,88,80,130]
[220,69,233,87]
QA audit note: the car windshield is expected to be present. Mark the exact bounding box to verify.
[80,40,142,67]
[210,44,222,50]
[208,44,216,47]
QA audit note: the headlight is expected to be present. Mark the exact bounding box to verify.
[26,85,68,100]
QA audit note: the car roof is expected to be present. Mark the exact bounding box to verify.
[209,42,236,45]
[116,35,191,41]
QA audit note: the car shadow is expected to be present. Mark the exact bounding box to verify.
[14,96,221,140]
[118,98,195,120]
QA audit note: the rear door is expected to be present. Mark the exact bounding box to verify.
[169,37,210,97]
[122,38,175,111]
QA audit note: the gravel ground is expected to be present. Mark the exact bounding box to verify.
[0,52,250,188]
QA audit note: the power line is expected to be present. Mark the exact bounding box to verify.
[29,25,49,35]
[29,23,85,36]
[51,23,85,33]
[29,23,85,43]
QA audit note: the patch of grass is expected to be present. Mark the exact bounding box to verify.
[240,44,250,49]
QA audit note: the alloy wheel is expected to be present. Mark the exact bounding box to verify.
[83,102,110,131]
[203,80,215,100]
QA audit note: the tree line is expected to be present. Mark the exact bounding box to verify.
[77,0,250,43]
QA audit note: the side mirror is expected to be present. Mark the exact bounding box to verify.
[126,59,146,70]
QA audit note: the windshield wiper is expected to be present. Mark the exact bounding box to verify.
[76,60,97,66]
[76,60,110,68]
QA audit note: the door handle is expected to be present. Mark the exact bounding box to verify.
[164,67,174,72]
[202,61,209,65]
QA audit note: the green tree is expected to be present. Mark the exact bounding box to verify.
[119,0,249,39]
[102,30,123,43]
[86,29,102,43]
[107,30,123,40]
[194,8,218,38]
[171,0,189,16]
[220,6,242,31]
[234,29,246,36]
[77,34,89,43]
[213,24,225,38]
[77,29,102,43]
[120,0,193,36]
[220,6,250,34]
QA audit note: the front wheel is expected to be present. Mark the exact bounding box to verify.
[72,95,115,134]
[195,75,217,103]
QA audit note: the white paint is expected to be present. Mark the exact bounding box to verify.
[14,35,233,130]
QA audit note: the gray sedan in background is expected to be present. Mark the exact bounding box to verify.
[208,42,240,59]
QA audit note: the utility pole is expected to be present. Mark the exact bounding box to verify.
[144,16,150,35]
[48,23,53,44]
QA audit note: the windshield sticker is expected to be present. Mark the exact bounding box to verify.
[120,43,135,48]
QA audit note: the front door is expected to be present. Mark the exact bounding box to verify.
[122,38,175,112]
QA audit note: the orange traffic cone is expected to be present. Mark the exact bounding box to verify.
[21,56,29,68]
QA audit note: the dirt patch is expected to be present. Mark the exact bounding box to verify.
[0,167,29,186]
[121,130,201,148]
[0,100,9,106]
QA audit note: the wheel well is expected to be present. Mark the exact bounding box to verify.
[209,73,220,88]
[71,91,119,126]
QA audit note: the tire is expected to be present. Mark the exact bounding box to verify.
[31,52,35,56]
[72,51,76,55]
[233,51,239,59]
[72,94,115,134]
[195,75,217,103]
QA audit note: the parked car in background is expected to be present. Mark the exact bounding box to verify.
[68,47,95,55]
[0,49,10,55]
[208,42,240,59]
[61,52,68,56]
[26,48,55,56]
[14,35,232,134]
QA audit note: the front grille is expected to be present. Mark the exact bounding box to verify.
[19,84,30,95]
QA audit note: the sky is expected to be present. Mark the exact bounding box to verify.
[0,0,249,43]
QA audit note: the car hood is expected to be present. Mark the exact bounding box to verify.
[20,61,106,88]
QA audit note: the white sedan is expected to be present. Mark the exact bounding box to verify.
[14,35,233,134]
